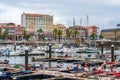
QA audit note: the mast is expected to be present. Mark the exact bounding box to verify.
[86,15,89,26]
[73,17,76,27]
[73,17,76,40]
[80,17,82,26]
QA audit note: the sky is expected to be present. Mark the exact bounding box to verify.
[0,0,120,29]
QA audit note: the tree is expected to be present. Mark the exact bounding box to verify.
[23,30,30,40]
[57,30,62,43]
[53,29,58,40]
[37,29,44,41]
[2,29,9,40]
[73,30,79,38]
[117,36,120,40]
[66,29,72,40]
[25,34,30,40]
[90,33,97,40]
[69,31,72,39]
[66,29,69,40]
[37,28,43,33]
[99,33,104,39]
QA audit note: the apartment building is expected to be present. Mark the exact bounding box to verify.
[0,23,25,41]
[21,13,53,34]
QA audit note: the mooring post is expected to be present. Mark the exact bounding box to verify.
[25,50,28,70]
[111,44,115,62]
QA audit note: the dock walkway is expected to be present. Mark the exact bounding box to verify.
[12,69,119,80]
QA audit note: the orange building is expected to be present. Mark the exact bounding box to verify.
[53,24,67,38]
[1,23,25,41]
[85,26,100,39]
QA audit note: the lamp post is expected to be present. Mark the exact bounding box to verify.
[49,44,52,59]
[25,50,28,70]
[25,48,29,70]
[14,43,17,64]
[101,42,104,54]
[14,43,16,51]
[48,44,52,67]
[111,44,115,62]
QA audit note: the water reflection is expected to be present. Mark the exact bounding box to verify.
[0,50,120,67]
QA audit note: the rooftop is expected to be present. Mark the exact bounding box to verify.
[101,28,120,32]
[22,13,52,17]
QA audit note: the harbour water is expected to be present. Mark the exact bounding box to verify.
[0,49,120,67]
[0,44,120,80]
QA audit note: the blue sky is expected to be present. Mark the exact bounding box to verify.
[0,0,120,29]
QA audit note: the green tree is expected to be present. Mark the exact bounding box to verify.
[2,29,9,40]
[23,30,30,40]
[66,29,69,40]
[25,34,30,40]
[66,29,72,40]
[37,28,44,41]
[90,33,97,40]
[71,31,75,39]
[69,31,72,39]
[53,29,58,40]
[117,36,120,40]
[99,33,104,39]
[57,30,62,43]
[73,30,79,38]
[37,28,43,33]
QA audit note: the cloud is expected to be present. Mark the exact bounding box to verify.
[103,0,120,5]
[0,3,22,24]
[0,0,119,29]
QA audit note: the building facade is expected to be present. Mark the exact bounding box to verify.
[85,26,100,39]
[21,13,53,34]
[54,24,67,38]
[0,23,25,41]
[0,23,6,37]
[101,28,120,40]
[69,25,86,38]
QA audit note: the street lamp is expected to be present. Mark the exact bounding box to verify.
[111,44,115,62]
[101,42,104,55]
[48,44,52,59]
[25,50,28,70]
[25,47,29,70]
[14,43,16,52]
[48,44,52,67]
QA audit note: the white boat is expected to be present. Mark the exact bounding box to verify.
[30,50,45,55]
[85,47,99,53]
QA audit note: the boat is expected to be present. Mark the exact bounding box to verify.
[85,47,99,53]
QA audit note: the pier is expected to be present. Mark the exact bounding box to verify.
[12,69,118,80]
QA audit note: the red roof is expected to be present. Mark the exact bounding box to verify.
[23,13,52,17]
